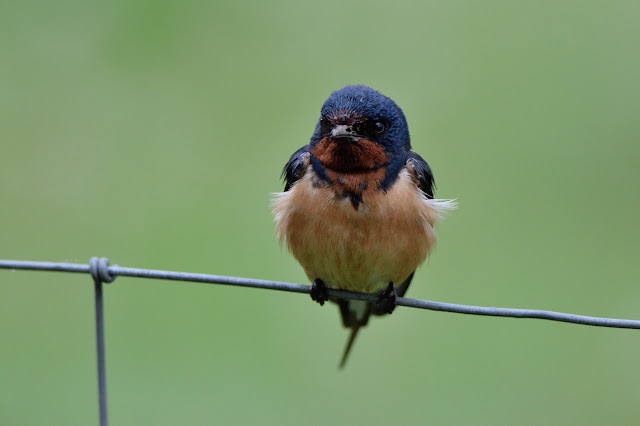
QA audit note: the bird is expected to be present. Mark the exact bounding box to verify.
[272,85,455,368]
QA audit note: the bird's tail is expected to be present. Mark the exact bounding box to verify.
[337,300,372,368]
[339,324,362,369]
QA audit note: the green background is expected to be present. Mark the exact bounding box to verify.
[2,1,639,425]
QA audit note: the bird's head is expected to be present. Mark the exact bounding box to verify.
[309,86,410,173]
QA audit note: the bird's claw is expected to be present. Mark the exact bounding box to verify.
[311,279,329,306]
[376,282,397,314]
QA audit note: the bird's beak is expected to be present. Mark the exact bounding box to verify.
[331,124,361,141]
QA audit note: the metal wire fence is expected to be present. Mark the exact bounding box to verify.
[2,257,639,426]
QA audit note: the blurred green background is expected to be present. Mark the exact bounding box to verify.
[1,1,639,425]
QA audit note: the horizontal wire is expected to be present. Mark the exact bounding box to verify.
[1,258,639,329]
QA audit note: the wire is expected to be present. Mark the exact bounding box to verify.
[2,257,638,426]
[92,271,108,426]
[1,258,639,330]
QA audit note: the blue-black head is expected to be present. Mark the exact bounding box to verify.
[310,85,411,155]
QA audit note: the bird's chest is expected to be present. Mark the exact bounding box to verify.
[273,170,437,293]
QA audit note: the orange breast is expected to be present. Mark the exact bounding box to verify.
[272,169,442,293]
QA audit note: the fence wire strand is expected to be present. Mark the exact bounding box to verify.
[1,258,639,329]
[2,257,639,426]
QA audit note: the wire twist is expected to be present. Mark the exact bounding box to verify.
[90,257,116,284]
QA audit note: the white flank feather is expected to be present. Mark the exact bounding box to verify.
[425,198,458,221]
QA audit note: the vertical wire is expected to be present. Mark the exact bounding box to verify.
[93,278,108,426]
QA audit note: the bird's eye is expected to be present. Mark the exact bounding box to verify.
[374,121,385,133]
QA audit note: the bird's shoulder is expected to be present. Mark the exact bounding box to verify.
[405,151,435,199]
[281,145,310,191]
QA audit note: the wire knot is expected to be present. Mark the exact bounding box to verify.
[90,257,116,284]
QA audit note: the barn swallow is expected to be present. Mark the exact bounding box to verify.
[272,85,455,368]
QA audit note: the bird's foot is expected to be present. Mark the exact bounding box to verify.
[310,279,329,306]
[376,282,397,314]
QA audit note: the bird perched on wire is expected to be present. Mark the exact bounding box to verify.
[272,85,455,368]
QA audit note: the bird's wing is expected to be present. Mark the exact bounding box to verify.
[281,145,310,191]
[406,151,435,199]
[393,271,415,298]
